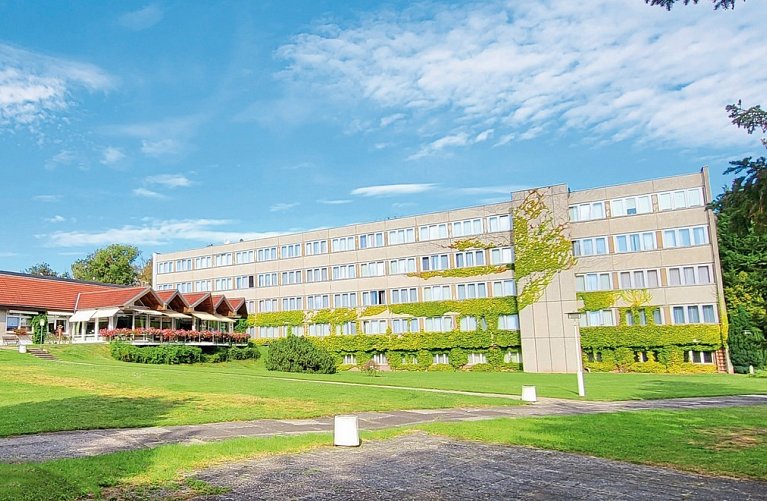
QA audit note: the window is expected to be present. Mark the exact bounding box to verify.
[235,250,254,264]
[194,280,211,292]
[343,354,357,365]
[259,299,277,312]
[360,261,385,277]
[658,188,704,211]
[307,324,331,337]
[332,264,356,280]
[391,288,418,304]
[455,250,485,268]
[257,247,277,262]
[337,322,357,335]
[176,282,192,293]
[175,258,192,272]
[457,282,487,299]
[487,214,511,232]
[671,304,717,324]
[614,232,656,253]
[156,283,173,291]
[452,218,483,237]
[194,256,212,269]
[579,310,615,327]
[214,278,232,291]
[331,236,355,252]
[433,353,449,365]
[667,265,713,286]
[610,195,652,217]
[423,285,451,301]
[392,318,419,333]
[372,353,388,366]
[568,201,606,222]
[575,273,612,292]
[504,350,521,364]
[685,350,715,364]
[334,292,357,308]
[624,309,650,326]
[572,237,608,257]
[362,290,386,306]
[389,257,416,274]
[306,267,328,282]
[468,353,488,365]
[424,317,454,332]
[459,316,478,331]
[157,261,173,274]
[419,223,448,241]
[215,253,232,266]
[498,314,520,330]
[282,297,303,311]
[362,320,387,334]
[307,294,330,310]
[259,326,280,339]
[246,300,256,314]
[281,270,302,285]
[490,247,514,264]
[281,243,301,259]
[359,232,384,249]
[618,269,660,289]
[421,254,449,271]
[663,226,709,248]
[388,228,415,245]
[257,273,278,287]
[492,280,516,297]
[305,239,328,256]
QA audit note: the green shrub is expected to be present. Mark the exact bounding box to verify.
[468,363,494,372]
[110,342,202,365]
[265,334,336,374]
[427,363,455,372]
[227,345,261,361]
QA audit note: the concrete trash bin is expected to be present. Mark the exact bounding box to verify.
[521,385,537,402]
[18,344,27,354]
[334,415,360,447]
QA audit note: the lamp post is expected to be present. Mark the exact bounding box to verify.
[39,318,46,345]
[566,312,586,398]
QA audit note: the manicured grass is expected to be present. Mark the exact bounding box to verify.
[0,347,516,437]
[416,405,767,480]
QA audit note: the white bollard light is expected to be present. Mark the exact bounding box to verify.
[18,344,27,354]
[521,385,537,403]
[334,415,360,447]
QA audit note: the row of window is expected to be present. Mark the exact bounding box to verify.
[579,303,718,327]
[568,187,704,222]
[572,225,709,257]
[254,314,520,338]
[250,280,517,313]
[339,351,521,366]
[575,265,714,292]
[587,349,716,365]
[156,215,511,273]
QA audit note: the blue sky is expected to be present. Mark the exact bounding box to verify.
[1,1,764,274]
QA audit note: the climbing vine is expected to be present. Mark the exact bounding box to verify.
[251,311,304,327]
[449,239,496,251]
[577,291,619,311]
[514,190,576,309]
[407,264,510,280]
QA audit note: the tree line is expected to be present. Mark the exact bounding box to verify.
[24,244,152,286]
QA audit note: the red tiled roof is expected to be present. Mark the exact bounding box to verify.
[0,272,117,311]
[181,292,210,308]
[155,290,176,302]
[229,298,245,310]
[75,287,151,309]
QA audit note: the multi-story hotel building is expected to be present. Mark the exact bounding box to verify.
[153,169,729,373]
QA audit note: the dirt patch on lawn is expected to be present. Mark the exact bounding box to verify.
[694,426,767,451]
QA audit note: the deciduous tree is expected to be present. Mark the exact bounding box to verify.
[71,244,142,285]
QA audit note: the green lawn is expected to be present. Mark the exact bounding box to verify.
[1,406,765,501]
[0,344,765,437]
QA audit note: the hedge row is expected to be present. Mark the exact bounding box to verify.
[110,342,260,365]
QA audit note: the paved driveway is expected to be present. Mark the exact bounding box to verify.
[193,433,767,500]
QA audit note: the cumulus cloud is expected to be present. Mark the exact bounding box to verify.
[277,1,766,156]
[33,194,61,203]
[101,146,125,166]
[45,219,281,247]
[318,199,352,205]
[140,138,182,157]
[44,215,66,223]
[132,187,166,199]
[351,183,437,197]
[118,4,163,31]
[270,202,299,212]
[0,43,112,129]
[144,173,192,188]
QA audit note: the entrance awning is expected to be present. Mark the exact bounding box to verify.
[163,311,191,319]
[69,310,96,322]
[190,312,220,322]
[94,308,120,318]
[213,314,236,323]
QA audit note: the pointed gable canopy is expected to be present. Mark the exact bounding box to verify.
[155,290,189,313]
[228,298,248,318]
[75,287,163,310]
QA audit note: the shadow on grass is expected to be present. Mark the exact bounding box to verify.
[602,377,764,401]
[0,395,185,438]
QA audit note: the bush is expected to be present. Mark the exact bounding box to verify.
[227,345,261,361]
[110,342,202,365]
[265,335,336,374]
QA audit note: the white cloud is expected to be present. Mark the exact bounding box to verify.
[33,194,61,202]
[0,251,18,258]
[144,173,192,188]
[0,43,112,129]
[118,5,164,31]
[45,215,66,223]
[140,138,182,157]
[277,1,766,154]
[45,150,86,170]
[455,185,529,195]
[45,219,281,247]
[351,183,437,197]
[270,202,299,212]
[132,187,166,199]
[101,146,125,166]
[318,199,352,205]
